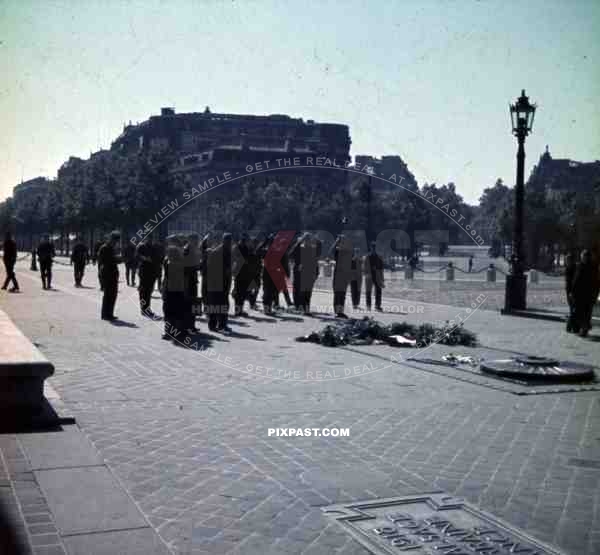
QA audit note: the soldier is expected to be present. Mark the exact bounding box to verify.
[260,233,277,315]
[183,233,202,333]
[246,237,264,310]
[37,235,56,290]
[565,253,577,332]
[1,231,19,292]
[291,232,321,315]
[205,233,233,332]
[124,240,137,286]
[350,247,362,311]
[92,240,102,265]
[364,241,385,311]
[162,240,186,341]
[199,233,210,314]
[136,238,157,318]
[98,231,121,321]
[232,233,253,316]
[70,236,88,287]
[331,234,353,318]
[571,250,600,337]
[152,241,165,291]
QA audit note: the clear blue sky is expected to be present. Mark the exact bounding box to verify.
[1,0,598,204]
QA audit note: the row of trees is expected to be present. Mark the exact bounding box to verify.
[1,148,598,267]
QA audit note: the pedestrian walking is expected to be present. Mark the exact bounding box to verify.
[364,241,384,311]
[565,253,577,332]
[98,231,121,321]
[571,250,599,337]
[70,236,88,287]
[350,247,362,310]
[124,241,137,286]
[37,235,56,290]
[1,231,19,292]
[136,238,157,318]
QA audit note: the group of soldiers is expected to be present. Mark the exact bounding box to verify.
[88,230,386,341]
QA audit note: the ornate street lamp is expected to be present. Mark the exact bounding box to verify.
[504,89,536,312]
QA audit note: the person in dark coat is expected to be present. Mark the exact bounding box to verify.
[98,231,121,321]
[364,241,384,311]
[37,235,56,290]
[332,235,353,318]
[205,233,233,332]
[246,237,266,310]
[124,241,137,286]
[92,240,102,265]
[1,231,19,292]
[468,255,474,273]
[70,237,88,287]
[565,253,577,332]
[199,233,210,314]
[291,233,321,315]
[136,238,157,317]
[162,241,186,341]
[350,247,362,311]
[232,234,253,316]
[152,241,165,291]
[571,250,599,337]
[182,233,202,333]
[260,234,278,315]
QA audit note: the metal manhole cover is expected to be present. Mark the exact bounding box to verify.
[323,493,565,554]
[480,356,594,383]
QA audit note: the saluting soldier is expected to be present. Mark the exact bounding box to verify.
[364,241,384,311]
[136,238,157,318]
[70,236,89,287]
[37,235,56,290]
[98,231,122,321]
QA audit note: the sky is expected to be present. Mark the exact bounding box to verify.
[1,0,599,204]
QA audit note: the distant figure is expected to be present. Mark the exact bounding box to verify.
[183,233,202,332]
[37,235,56,290]
[564,253,577,332]
[232,233,253,317]
[350,247,362,310]
[1,231,19,292]
[70,236,88,287]
[260,234,278,315]
[364,242,384,311]
[152,241,165,291]
[205,233,233,332]
[124,241,137,287]
[468,255,474,273]
[571,250,599,337]
[98,231,121,321]
[92,240,102,265]
[291,232,321,315]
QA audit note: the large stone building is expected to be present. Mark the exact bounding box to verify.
[528,146,600,193]
[353,155,418,189]
[111,107,352,233]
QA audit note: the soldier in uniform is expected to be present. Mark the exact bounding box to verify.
[246,237,264,310]
[291,233,321,315]
[350,247,362,311]
[332,234,353,318]
[364,241,384,311]
[205,233,233,332]
[260,234,277,315]
[70,236,88,287]
[37,235,56,290]
[98,231,121,321]
[232,233,253,316]
[183,233,202,333]
[152,241,165,291]
[571,250,600,337]
[1,231,19,292]
[162,239,186,341]
[136,238,157,317]
[124,241,138,286]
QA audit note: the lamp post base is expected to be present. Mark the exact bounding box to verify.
[504,274,527,312]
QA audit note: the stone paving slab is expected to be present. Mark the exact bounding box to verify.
[63,527,172,555]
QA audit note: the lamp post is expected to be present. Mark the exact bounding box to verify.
[504,89,536,312]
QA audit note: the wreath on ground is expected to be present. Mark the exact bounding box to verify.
[295,317,477,348]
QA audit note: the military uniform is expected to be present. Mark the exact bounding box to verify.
[98,240,120,320]
[37,240,56,290]
[136,241,156,316]
[332,237,353,317]
[71,241,88,287]
[1,234,19,291]
[205,237,232,331]
[364,248,384,311]
[350,250,362,310]
[292,236,321,314]
[124,242,137,286]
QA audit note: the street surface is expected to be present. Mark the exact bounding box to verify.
[2,258,600,554]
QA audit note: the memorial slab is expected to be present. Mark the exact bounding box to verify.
[322,493,565,554]
[35,466,148,535]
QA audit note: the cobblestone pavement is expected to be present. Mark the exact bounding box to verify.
[2,259,600,554]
